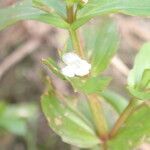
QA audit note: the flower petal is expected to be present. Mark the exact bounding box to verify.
[62,52,81,65]
[74,60,91,76]
[61,65,75,77]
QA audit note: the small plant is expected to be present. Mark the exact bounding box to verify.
[0,0,150,149]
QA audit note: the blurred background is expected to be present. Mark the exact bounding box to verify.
[0,0,150,150]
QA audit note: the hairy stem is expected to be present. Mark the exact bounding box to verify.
[110,98,138,138]
[87,95,108,140]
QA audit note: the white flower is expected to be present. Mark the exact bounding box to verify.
[61,52,91,77]
[62,52,81,65]
[61,65,75,77]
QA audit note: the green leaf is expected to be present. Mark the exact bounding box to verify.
[33,0,66,16]
[140,69,150,89]
[0,116,27,136]
[72,0,150,29]
[128,43,150,100]
[128,70,150,100]
[41,89,100,148]
[128,87,150,100]
[0,0,69,30]
[0,102,37,136]
[128,43,150,87]
[82,24,98,54]
[91,21,119,76]
[108,106,150,150]
[69,76,111,94]
[101,90,128,114]
[5,103,38,120]
[76,97,95,128]
[42,57,65,80]
[32,0,55,13]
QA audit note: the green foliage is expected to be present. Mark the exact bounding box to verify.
[76,97,94,128]
[128,87,150,100]
[0,101,37,136]
[0,102,27,136]
[1,0,150,30]
[91,21,119,76]
[0,0,69,30]
[41,87,100,148]
[33,0,66,16]
[42,55,111,95]
[140,69,150,89]
[73,0,150,29]
[101,90,128,114]
[42,57,65,80]
[69,76,111,94]
[1,0,150,149]
[128,43,150,100]
[108,106,150,150]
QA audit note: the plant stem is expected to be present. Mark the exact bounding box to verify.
[87,94,108,140]
[66,2,107,147]
[66,2,84,58]
[69,29,85,58]
[102,142,108,150]
[110,98,137,138]
[66,3,74,23]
